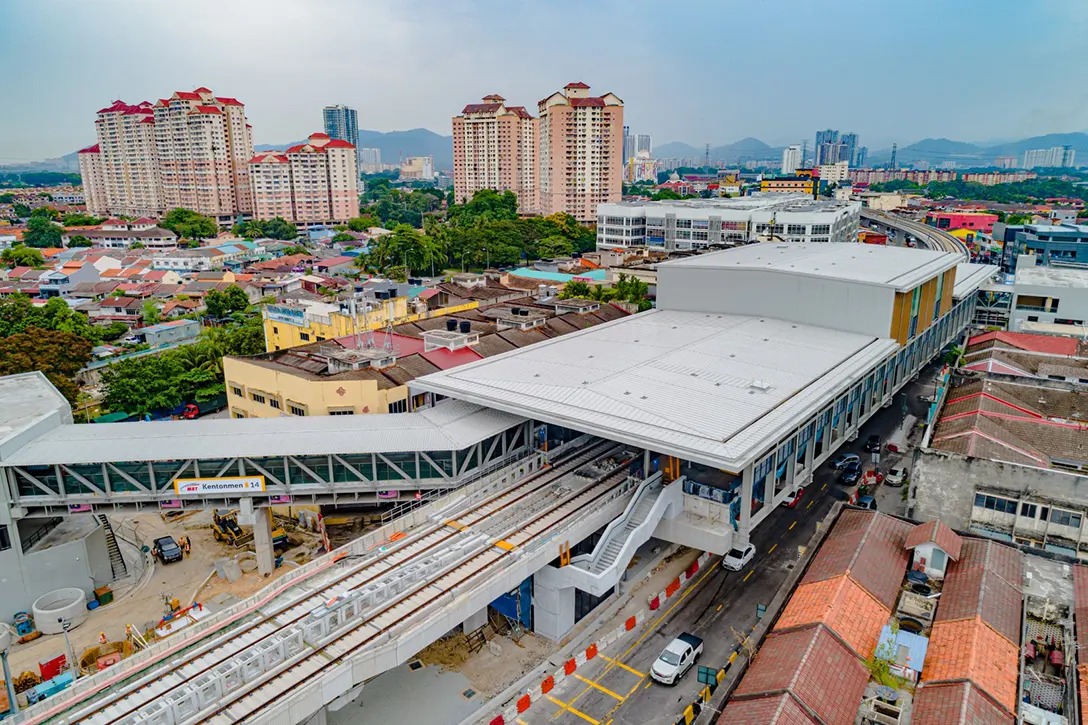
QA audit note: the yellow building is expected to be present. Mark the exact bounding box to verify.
[760,176,816,194]
[263,296,478,351]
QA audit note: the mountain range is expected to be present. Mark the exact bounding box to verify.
[7,130,1087,175]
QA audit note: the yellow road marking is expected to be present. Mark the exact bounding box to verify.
[768,543,777,554]
[743,570,753,582]
[626,681,644,696]
[716,604,723,612]
[806,500,814,510]
[821,483,827,490]
[574,674,625,701]
[518,720,529,725]
[560,557,723,721]
[546,695,600,725]
[598,654,644,678]
[643,681,652,690]
[789,521,797,531]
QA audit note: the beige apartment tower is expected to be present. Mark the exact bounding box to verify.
[77,144,109,217]
[537,83,623,223]
[452,95,538,213]
[249,133,359,225]
[91,100,163,218]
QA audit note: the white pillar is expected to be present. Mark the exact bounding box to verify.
[463,607,487,633]
[533,566,576,642]
[737,465,754,545]
[643,448,651,476]
[253,506,275,577]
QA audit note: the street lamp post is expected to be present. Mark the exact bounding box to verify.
[59,618,75,678]
[483,247,490,270]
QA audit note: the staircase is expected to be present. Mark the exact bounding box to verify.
[589,494,659,573]
[97,514,128,580]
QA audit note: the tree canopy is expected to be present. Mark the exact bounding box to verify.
[161,208,218,240]
[446,189,518,226]
[204,285,250,319]
[23,216,63,247]
[1,245,46,268]
[233,217,298,240]
[0,328,92,404]
[68,235,92,247]
[62,213,106,227]
[347,214,381,232]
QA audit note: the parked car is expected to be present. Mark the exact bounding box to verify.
[832,453,860,470]
[650,633,704,685]
[839,462,862,485]
[782,487,804,508]
[864,434,881,452]
[152,536,183,564]
[884,468,906,487]
[722,543,756,571]
[856,495,878,511]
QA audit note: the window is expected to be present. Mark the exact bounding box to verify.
[230,385,243,397]
[812,224,831,235]
[1050,509,1082,528]
[269,398,281,410]
[272,326,279,334]
[0,524,9,552]
[388,399,408,414]
[1020,503,1037,518]
[329,409,354,415]
[288,403,306,416]
[787,224,806,235]
[250,392,266,405]
[300,333,310,341]
[1028,316,1039,322]
[975,494,1016,514]
[231,410,247,419]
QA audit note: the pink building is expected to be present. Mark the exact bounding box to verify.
[153,88,254,221]
[77,143,109,216]
[924,211,998,234]
[452,95,538,212]
[249,133,359,225]
[537,83,623,223]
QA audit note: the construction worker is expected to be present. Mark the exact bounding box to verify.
[99,631,108,645]
[180,535,191,557]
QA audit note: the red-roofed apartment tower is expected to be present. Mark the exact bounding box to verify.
[452,94,539,214]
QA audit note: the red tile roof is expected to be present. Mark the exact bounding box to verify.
[482,94,505,101]
[569,97,606,107]
[507,106,533,119]
[936,567,1023,644]
[956,539,1022,588]
[174,91,202,100]
[250,153,288,164]
[905,520,963,560]
[190,106,223,115]
[730,625,869,725]
[922,618,1018,715]
[911,682,1013,725]
[967,330,1078,356]
[718,693,818,725]
[193,87,212,93]
[78,143,101,154]
[564,81,590,89]
[310,132,329,139]
[773,574,890,659]
[323,139,354,149]
[800,509,913,609]
[462,103,503,114]
[285,144,314,154]
[215,97,243,106]
[139,117,154,124]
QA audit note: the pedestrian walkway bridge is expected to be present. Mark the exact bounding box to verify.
[0,373,571,516]
[15,439,651,725]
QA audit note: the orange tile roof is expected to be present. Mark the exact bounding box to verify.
[1080,664,1088,725]
[912,681,1013,725]
[773,575,890,659]
[921,618,1017,715]
[905,519,963,560]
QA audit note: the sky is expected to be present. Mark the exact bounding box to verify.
[2,0,1087,162]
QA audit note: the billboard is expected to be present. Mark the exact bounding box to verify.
[265,305,306,327]
[174,476,266,496]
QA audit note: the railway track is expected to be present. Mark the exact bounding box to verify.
[860,209,970,260]
[51,440,623,725]
[205,464,635,724]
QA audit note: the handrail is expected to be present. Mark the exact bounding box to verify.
[571,472,662,571]
[20,517,62,554]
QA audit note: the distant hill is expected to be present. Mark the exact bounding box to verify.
[0,149,82,173]
[654,141,702,159]
[655,137,781,164]
[868,132,1088,166]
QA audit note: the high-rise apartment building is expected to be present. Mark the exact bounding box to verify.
[249,132,359,225]
[1022,146,1076,169]
[538,82,624,222]
[814,129,838,165]
[77,144,109,216]
[840,132,859,165]
[636,134,652,155]
[855,146,868,168]
[359,148,382,173]
[323,105,360,174]
[781,144,802,175]
[153,88,254,222]
[452,94,539,212]
[79,88,254,223]
[623,125,634,161]
[91,99,163,217]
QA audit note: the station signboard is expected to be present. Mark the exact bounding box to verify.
[174,476,266,496]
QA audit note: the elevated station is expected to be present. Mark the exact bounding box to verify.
[0,242,997,725]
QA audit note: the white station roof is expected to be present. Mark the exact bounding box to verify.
[662,242,961,293]
[953,262,1001,299]
[4,400,524,466]
[415,309,898,472]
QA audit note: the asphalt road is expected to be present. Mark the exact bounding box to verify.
[522,369,938,725]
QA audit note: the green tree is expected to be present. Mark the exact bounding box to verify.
[100,354,186,415]
[347,214,381,232]
[23,216,63,248]
[160,208,218,240]
[369,224,442,274]
[280,245,311,256]
[651,189,683,201]
[262,217,298,240]
[30,206,60,220]
[0,328,93,404]
[1006,213,1033,225]
[0,193,14,204]
[536,235,574,259]
[62,213,105,226]
[560,280,592,299]
[1,245,45,268]
[101,321,130,341]
[12,203,31,218]
[331,232,354,243]
[205,285,249,318]
[446,189,518,226]
[130,241,146,249]
[142,300,162,325]
[68,235,93,248]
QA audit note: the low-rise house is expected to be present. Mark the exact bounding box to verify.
[313,256,356,275]
[38,261,100,299]
[63,226,179,251]
[132,319,200,347]
[91,296,145,322]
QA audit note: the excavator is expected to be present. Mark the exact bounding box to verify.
[211,509,290,549]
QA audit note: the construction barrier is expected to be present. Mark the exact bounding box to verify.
[648,551,714,611]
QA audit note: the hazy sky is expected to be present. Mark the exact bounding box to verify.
[2,0,1086,162]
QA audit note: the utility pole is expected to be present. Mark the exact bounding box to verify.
[890,143,898,170]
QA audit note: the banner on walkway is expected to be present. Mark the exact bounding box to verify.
[174,475,266,496]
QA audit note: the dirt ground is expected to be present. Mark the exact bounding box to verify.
[6,509,318,678]
[418,629,555,699]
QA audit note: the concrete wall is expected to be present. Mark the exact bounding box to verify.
[1010,276,1088,330]
[656,266,895,339]
[0,524,108,621]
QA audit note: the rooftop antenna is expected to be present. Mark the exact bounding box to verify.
[349,293,375,350]
[382,298,396,352]
[890,143,898,170]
